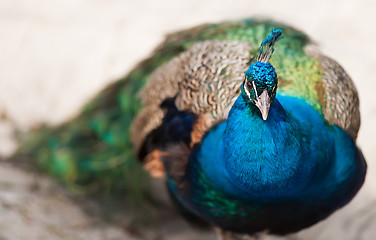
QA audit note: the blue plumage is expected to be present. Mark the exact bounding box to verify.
[168,92,365,235]
[245,62,278,99]
[261,29,283,47]
[197,92,357,199]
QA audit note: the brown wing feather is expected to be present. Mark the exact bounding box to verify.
[130,40,252,153]
[306,47,360,140]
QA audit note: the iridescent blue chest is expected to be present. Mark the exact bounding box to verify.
[167,94,364,234]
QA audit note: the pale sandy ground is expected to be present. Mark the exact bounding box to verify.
[0,0,376,239]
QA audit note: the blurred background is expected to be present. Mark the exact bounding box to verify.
[0,0,375,239]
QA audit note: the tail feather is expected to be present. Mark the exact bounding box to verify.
[15,77,148,200]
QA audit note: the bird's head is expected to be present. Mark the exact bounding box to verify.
[241,29,282,121]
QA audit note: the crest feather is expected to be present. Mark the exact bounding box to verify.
[257,29,283,63]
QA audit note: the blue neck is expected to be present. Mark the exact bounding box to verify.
[197,93,334,200]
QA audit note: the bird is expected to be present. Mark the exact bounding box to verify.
[18,19,367,239]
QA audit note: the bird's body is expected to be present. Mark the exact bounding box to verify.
[20,19,366,237]
[167,94,364,235]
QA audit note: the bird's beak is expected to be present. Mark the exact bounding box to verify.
[254,89,271,121]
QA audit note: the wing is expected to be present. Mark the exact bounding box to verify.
[306,47,360,140]
[130,40,251,154]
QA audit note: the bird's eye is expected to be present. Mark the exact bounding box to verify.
[246,80,254,91]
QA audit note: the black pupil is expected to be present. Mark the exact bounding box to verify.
[246,80,253,91]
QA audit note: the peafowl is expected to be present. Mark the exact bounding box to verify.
[18,19,366,239]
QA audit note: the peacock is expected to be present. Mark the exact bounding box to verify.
[17,19,366,239]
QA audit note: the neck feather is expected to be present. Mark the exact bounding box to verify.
[197,94,334,200]
[223,95,311,198]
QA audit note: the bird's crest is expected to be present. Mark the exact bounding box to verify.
[257,29,283,63]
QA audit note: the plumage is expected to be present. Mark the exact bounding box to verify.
[17,19,366,238]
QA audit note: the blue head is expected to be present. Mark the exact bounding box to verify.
[242,29,282,120]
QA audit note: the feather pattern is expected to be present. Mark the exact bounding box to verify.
[306,47,360,139]
[131,40,251,152]
[258,29,283,62]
